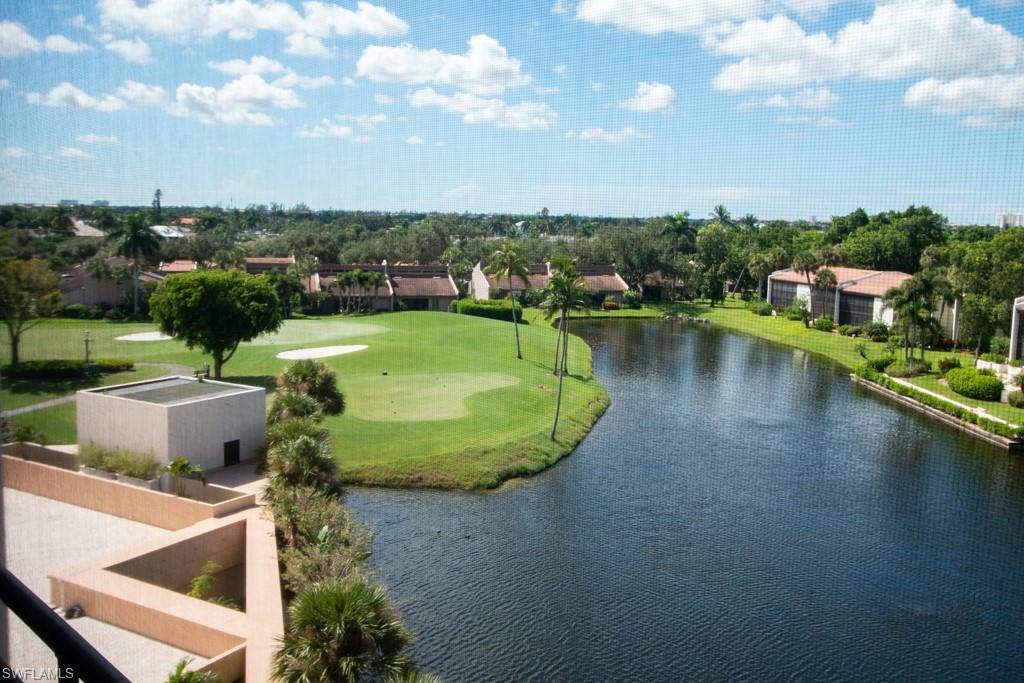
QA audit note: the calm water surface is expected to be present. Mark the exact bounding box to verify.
[347,320,1024,681]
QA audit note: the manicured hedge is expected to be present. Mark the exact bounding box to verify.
[455,298,528,324]
[938,356,962,377]
[2,358,134,379]
[945,367,1004,401]
[855,365,1023,441]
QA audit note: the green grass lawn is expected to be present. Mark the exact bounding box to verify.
[1,364,168,411]
[906,374,1024,425]
[1,312,608,489]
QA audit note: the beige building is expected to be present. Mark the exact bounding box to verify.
[470,262,629,303]
[58,257,163,308]
[1011,296,1024,362]
[77,377,265,471]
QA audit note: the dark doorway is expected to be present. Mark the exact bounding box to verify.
[223,439,240,467]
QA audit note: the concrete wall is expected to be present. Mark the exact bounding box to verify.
[1,455,254,530]
[61,275,130,307]
[77,390,169,462]
[1011,297,1024,361]
[166,389,265,471]
[470,263,492,300]
[1,441,77,470]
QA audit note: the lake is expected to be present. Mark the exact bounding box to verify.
[347,319,1024,681]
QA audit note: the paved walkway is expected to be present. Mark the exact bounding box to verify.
[0,363,195,419]
[886,375,1019,427]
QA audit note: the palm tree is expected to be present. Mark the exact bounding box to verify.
[363,271,385,312]
[484,241,531,360]
[166,657,219,683]
[542,271,591,439]
[792,251,820,325]
[271,579,412,683]
[710,204,731,225]
[660,212,693,299]
[814,268,838,320]
[109,212,162,318]
[546,257,578,372]
[740,214,758,233]
[279,359,344,415]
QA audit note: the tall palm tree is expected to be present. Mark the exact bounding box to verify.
[109,212,162,318]
[484,241,530,360]
[363,271,385,312]
[711,204,731,225]
[542,271,591,439]
[271,579,411,683]
[661,212,693,299]
[792,251,820,325]
[814,268,838,319]
[544,258,579,374]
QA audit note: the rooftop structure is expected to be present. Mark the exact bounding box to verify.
[149,224,187,239]
[77,377,265,471]
[470,262,629,301]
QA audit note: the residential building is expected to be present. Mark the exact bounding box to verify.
[767,267,912,326]
[1011,296,1024,362]
[71,218,105,238]
[58,257,163,307]
[149,224,187,239]
[318,262,458,312]
[470,262,629,303]
[996,212,1024,229]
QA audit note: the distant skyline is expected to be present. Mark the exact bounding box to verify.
[1,0,1022,223]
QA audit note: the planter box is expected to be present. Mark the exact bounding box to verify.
[81,466,116,480]
[116,474,160,490]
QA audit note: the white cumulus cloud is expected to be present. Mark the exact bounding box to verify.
[168,74,303,126]
[0,21,42,56]
[406,135,425,144]
[97,0,408,49]
[709,0,1024,91]
[104,36,153,63]
[115,80,168,106]
[210,55,334,89]
[619,81,676,112]
[357,34,531,95]
[44,35,91,53]
[577,126,649,143]
[407,87,557,130]
[374,93,395,104]
[903,73,1024,125]
[58,146,93,159]
[76,133,119,144]
[26,82,126,112]
[576,0,763,35]
[297,117,372,142]
[2,147,28,158]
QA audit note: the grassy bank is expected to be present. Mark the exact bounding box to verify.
[2,312,608,489]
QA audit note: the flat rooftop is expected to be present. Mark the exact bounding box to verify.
[97,377,257,406]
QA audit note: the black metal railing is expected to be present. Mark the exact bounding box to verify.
[0,567,129,682]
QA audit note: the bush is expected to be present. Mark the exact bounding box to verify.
[1014,374,1024,388]
[979,352,1006,363]
[79,443,159,479]
[1,358,134,379]
[990,335,1011,357]
[278,360,344,415]
[865,322,889,342]
[886,359,931,377]
[1008,391,1024,409]
[455,298,528,324]
[838,324,851,336]
[622,290,642,309]
[780,305,803,321]
[938,356,962,377]
[747,300,772,316]
[854,365,1024,441]
[601,299,620,311]
[519,288,546,307]
[814,316,834,332]
[61,303,91,319]
[845,325,864,337]
[946,367,1004,401]
[867,355,896,373]
[1010,359,1023,368]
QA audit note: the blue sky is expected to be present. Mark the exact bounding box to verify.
[0,0,1022,223]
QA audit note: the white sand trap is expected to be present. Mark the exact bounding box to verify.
[116,331,173,342]
[276,345,368,360]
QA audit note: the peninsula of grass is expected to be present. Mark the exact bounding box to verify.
[2,312,609,489]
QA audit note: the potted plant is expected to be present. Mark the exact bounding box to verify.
[161,456,206,498]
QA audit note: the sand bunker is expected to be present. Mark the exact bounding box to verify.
[116,332,173,342]
[276,345,368,360]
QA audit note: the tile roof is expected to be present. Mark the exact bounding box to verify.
[390,272,458,297]
[770,267,912,298]
[159,259,198,274]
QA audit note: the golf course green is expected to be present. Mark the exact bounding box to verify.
[3,312,609,489]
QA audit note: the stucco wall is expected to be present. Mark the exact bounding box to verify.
[77,391,169,461]
[165,389,265,471]
[471,263,492,300]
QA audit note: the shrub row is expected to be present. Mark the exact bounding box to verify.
[1,358,134,379]
[945,367,1004,401]
[79,442,160,480]
[455,298,528,324]
[979,352,1007,363]
[855,365,1023,441]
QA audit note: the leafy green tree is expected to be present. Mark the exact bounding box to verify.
[484,241,531,360]
[695,222,732,306]
[542,270,591,439]
[149,269,282,378]
[710,204,731,225]
[0,258,58,365]
[660,212,694,298]
[271,579,412,683]
[264,269,305,318]
[109,212,163,318]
